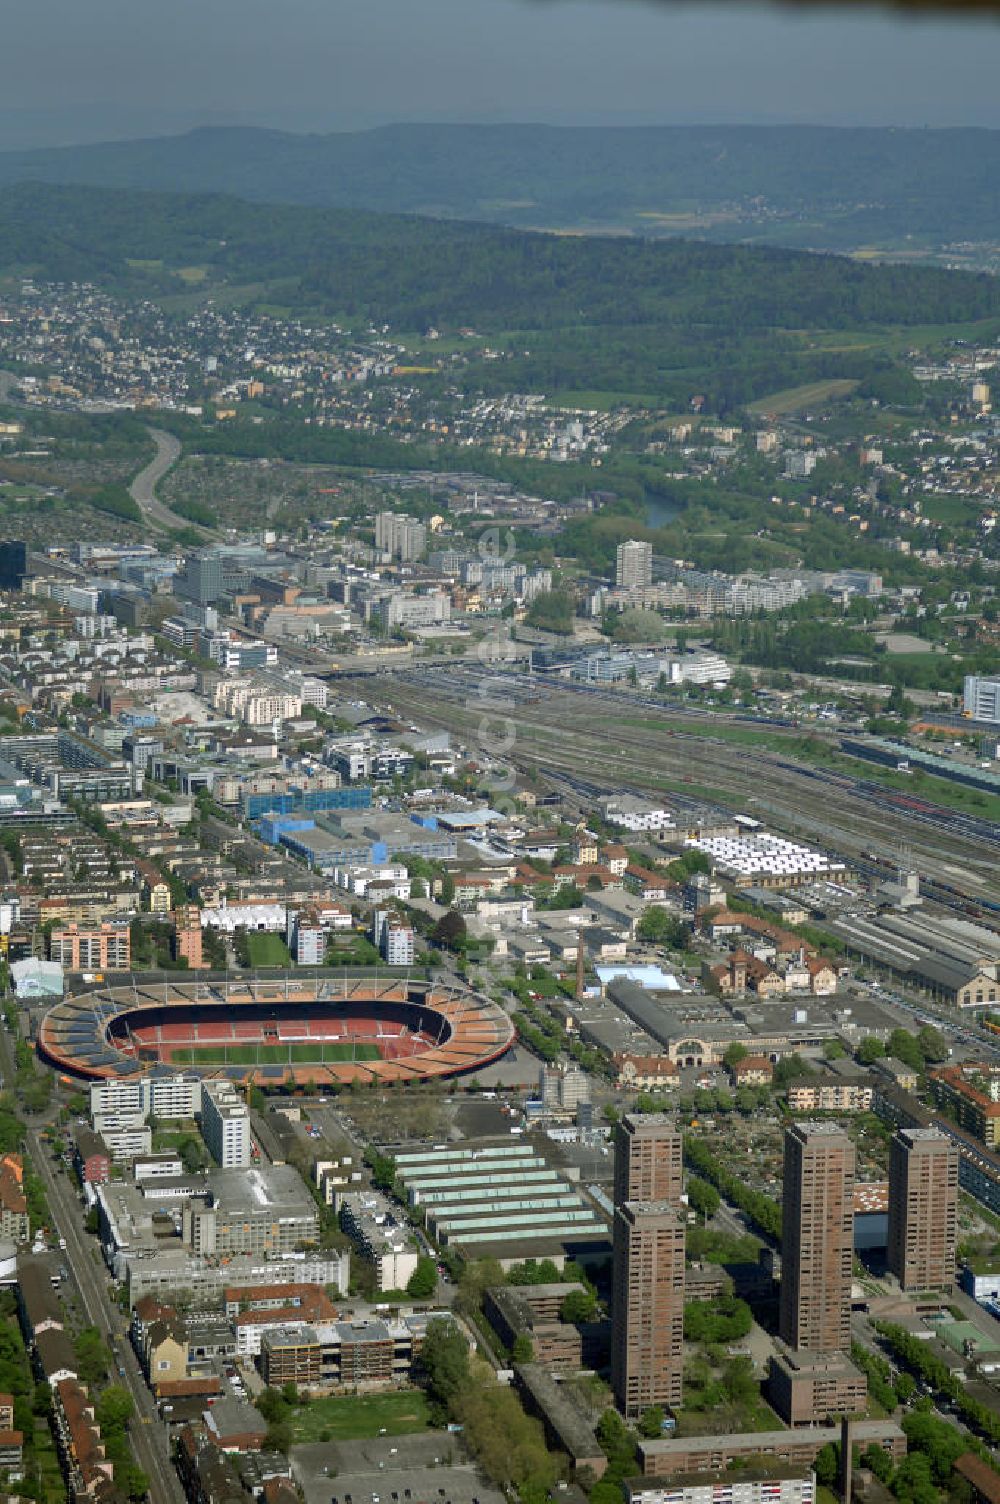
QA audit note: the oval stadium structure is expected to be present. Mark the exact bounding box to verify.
[38,974,515,1088]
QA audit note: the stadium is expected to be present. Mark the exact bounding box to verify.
[37,973,516,1089]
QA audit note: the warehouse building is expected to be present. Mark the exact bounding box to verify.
[392,1140,610,1265]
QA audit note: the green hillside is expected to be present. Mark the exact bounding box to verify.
[0,123,998,250]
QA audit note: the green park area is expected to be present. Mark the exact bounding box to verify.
[289,1389,433,1444]
[246,933,293,967]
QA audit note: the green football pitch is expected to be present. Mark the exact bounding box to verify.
[169,1041,382,1065]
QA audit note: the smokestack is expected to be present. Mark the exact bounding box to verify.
[840,1415,852,1504]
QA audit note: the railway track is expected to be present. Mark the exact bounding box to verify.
[373,675,998,907]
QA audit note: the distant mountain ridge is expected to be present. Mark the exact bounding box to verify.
[0,123,999,250]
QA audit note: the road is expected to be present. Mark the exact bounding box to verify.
[0,1015,183,1503]
[26,1126,185,1504]
[128,428,192,531]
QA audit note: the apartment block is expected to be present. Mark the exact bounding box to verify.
[613,1113,683,1207]
[611,1201,685,1419]
[200,1081,251,1169]
[778,1123,854,1356]
[887,1128,958,1292]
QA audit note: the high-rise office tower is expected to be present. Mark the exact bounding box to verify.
[613,1113,682,1207]
[611,1201,685,1418]
[887,1128,958,1292]
[778,1122,854,1355]
[615,539,653,592]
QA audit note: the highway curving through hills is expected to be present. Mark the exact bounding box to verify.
[128,427,194,532]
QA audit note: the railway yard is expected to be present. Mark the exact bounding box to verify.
[368,664,1000,913]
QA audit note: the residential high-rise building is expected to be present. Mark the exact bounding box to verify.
[375,511,427,562]
[887,1128,958,1292]
[778,1122,854,1355]
[200,1082,251,1169]
[613,1113,682,1207]
[615,540,653,592]
[963,674,1000,726]
[173,905,204,969]
[611,1201,685,1418]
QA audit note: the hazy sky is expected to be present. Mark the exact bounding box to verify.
[2,0,999,147]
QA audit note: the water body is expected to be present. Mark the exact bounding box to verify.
[645,494,681,529]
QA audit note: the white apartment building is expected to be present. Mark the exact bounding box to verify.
[90,1073,204,1125]
[628,1469,815,1504]
[287,908,326,965]
[372,908,415,966]
[616,540,653,592]
[964,674,1000,725]
[374,511,427,562]
[200,1081,252,1169]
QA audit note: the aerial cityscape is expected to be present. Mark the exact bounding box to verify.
[0,4,999,1504]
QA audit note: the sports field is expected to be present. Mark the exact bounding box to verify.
[169,1041,382,1065]
[246,933,292,967]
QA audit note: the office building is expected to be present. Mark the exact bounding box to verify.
[176,551,225,605]
[611,1200,685,1419]
[200,1082,251,1170]
[614,1113,682,1207]
[779,1123,853,1355]
[964,675,1000,725]
[616,540,653,592]
[887,1128,958,1292]
[181,1166,318,1257]
[0,541,27,592]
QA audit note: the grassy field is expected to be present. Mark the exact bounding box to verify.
[246,933,292,967]
[747,378,859,415]
[920,493,983,524]
[289,1390,433,1444]
[171,1041,382,1065]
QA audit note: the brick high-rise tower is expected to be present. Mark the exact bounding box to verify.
[778,1122,854,1355]
[887,1127,958,1292]
[611,1201,685,1419]
[613,1113,682,1208]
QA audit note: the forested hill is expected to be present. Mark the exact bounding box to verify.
[0,123,999,249]
[2,181,1000,337]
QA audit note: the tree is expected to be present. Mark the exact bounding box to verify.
[406,1256,438,1300]
[74,1328,110,1386]
[95,1386,133,1434]
[637,906,687,948]
[723,1042,748,1068]
[638,1406,665,1438]
[417,1317,470,1414]
[823,1038,846,1060]
[861,1444,894,1484]
[814,1443,839,1489]
[773,1054,813,1087]
[915,1025,948,1064]
[431,910,467,953]
[856,1037,885,1065]
[888,1029,924,1072]
[560,1288,598,1324]
[687,1177,721,1222]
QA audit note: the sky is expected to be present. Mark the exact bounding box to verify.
[1,0,1000,148]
